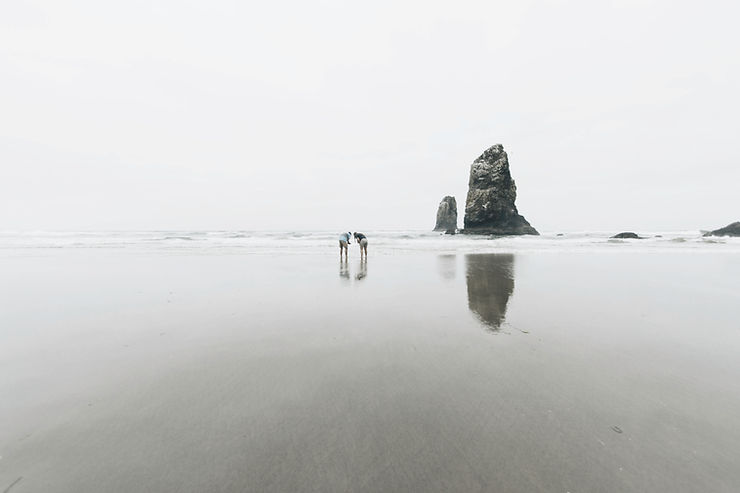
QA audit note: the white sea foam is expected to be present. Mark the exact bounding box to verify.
[1,230,739,254]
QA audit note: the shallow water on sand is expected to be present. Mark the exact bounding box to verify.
[1,251,739,492]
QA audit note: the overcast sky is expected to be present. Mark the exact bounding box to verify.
[1,0,738,231]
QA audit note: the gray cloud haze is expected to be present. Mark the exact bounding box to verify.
[1,0,738,231]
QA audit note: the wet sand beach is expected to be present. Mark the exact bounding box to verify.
[1,250,739,492]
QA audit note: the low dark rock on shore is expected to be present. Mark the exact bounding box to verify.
[612,232,644,239]
[703,221,740,237]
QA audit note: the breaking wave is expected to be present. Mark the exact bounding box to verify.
[1,230,738,254]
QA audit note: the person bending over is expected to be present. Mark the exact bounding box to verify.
[339,232,351,259]
[353,232,368,257]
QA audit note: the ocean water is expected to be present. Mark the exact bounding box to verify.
[0,230,739,254]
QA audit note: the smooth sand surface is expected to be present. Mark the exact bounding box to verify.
[1,251,739,492]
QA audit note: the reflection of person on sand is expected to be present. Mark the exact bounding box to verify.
[339,258,350,280]
[355,258,367,281]
[465,254,515,331]
[353,232,368,258]
[338,232,351,259]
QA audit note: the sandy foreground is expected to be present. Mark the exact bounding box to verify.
[1,250,739,492]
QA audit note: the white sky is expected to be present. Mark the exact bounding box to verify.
[1,0,738,232]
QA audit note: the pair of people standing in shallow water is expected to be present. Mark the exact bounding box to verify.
[339,232,368,259]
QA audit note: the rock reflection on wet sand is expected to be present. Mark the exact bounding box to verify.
[436,254,457,281]
[465,254,514,330]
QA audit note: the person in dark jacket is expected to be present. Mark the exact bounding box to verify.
[353,232,368,258]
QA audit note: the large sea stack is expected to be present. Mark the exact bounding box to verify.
[434,196,458,231]
[463,144,538,235]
